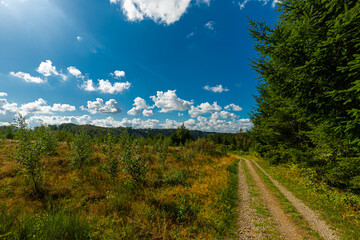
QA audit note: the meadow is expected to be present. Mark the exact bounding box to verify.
[0,120,238,239]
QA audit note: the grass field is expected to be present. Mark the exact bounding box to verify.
[0,139,238,239]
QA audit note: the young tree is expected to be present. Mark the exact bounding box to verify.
[103,132,119,178]
[71,128,93,169]
[14,115,45,195]
[34,124,59,156]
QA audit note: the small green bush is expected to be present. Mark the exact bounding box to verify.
[14,115,45,195]
[71,128,93,169]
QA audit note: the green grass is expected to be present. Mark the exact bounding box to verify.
[246,155,360,240]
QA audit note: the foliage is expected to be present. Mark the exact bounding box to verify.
[34,124,59,156]
[121,141,148,186]
[14,115,45,195]
[1,118,239,239]
[70,128,93,169]
[189,138,225,157]
[170,124,194,146]
[249,0,360,191]
[0,205,90,240]
[102,132,120,179]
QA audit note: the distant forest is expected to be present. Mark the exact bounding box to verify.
[0,123,251,152]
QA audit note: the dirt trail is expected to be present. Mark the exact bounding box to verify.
[236,159,259,239]
[251,160,339,240]
[244,158,304,240]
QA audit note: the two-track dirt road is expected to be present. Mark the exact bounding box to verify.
[236,156,338,240]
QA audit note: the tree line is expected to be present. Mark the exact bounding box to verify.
[249,0,360,192]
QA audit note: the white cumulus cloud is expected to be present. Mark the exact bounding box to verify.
[111,0,191,25]
[150,90,193,113]
[127,97,151,116]
[188,101,222,118]
[36,60,67,81]
[67,66,83,79]
[113,70,126,79]
[81,79,131,94]
[19,98,76,116]
[203,84,229,93]
[10,71,46,84]
[142,109,153,116]
[80,98,122,114]
[0,92,7,97]
[224,103,243,111]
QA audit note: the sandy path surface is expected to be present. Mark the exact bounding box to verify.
[236,159,259,239]
[244,158,304,240]
[250,159,339,240]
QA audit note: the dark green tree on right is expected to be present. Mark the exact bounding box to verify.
[249,0,360,192]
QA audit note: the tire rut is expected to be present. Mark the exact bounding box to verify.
[236,159,259,239]
[250,159,339,240]
[244,158,304,240]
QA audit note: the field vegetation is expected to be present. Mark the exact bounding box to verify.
[0,117,244,239]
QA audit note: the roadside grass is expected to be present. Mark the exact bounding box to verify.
[247,159,322,240]
[0,140,238,239]
[241,159,281,239]
[245,155,360,240]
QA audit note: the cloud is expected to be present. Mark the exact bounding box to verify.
[0,97,76,122]
[10,71,46,84]
[77,36,82,41]
[0,98,18,122]
[51,103,76,112]
[178,113,184,116]
[0,92,7,97]
[80,98,122,114]
[19,98,76,116]
[186,32,194,38]
[204,21,215,31]
[67,66,83,79]
[196,0,210,6]
[160,119,182,129]
[203,84,229,93]
[81,80,97,92]
[28,115,92,126]
[188,101,222,118]
[150,90,193,113]
[238,0,280,10]
[1,0,8,7]
[113,70,125,79]
[36,60,67,81]
[142,109,153,117]
[127,97,151,116]
[81,79,131,94]
[224,103,243,111]
[210,110,238,120]
[272,0,281,7]
[111,0,191,25]
[194,116,252,132]
[238,0,248,9]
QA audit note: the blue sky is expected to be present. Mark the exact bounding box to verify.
[0,0,279,132]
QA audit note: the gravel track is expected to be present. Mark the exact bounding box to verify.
[250,159,339,240]
[236,159,260,239]
[244,158,304,240]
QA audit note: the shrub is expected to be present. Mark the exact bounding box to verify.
[103,133,120,179]
[189,139,223,157]
[121,142,148,186]
[34,124,59,156]
[71,128,93,169]
[14,115,45,195]
[163,169,187,186]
